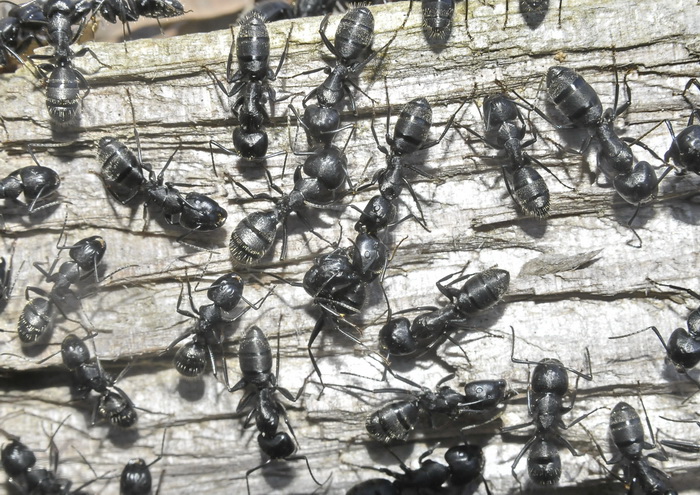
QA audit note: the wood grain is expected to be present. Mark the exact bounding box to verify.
[1,0,699,493]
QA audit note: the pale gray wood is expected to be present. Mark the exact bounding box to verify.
[1,0,700,494]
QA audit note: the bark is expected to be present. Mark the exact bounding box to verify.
[1,0,699,493]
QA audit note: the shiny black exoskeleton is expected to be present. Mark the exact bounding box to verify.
[298,7,376,145]
[97,0,183,24]
[59,333,138,427]
[618,282,700,391]
[459,94,564,217]
[378,268,510,358]
[119,430,166,495]
[229,326,299,437]
[371,96,461,227]
[168,273,258,383]
[208,12,290,160]
[98,136,227,237]
[0,159,61,213]
[347,443,491,495]
[543,66,670,245]
[0,255,10,312]
[665,78,700,175]
[18,233,106,345]
[228,150,348,264]
[0,0,49,67]
[593,402,678,495]
[231,326,322,494]
[30,0,106,123]
[503,328,595,485]
[1,431,91,494]
[359,373,509,443]
[252,0,338,21]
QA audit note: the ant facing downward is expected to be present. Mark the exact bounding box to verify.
[503,327,598,486]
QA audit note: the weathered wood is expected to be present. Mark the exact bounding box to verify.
[1,0,700,493]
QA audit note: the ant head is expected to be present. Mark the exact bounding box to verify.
[531,359,568,396]
[378,317,416,356]
[355,196,395,235]
[463,379,508,410]
[444,444,484,485]
[1,439,36,476]
[207,273,244,311]
[60,334,91,370]
[69,236,106,271]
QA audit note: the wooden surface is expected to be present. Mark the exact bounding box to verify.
[1,0,700,493]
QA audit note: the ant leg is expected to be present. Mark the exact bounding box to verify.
[271,24,293,80]
[509,435,536,478]
[421,98,469,150]
[318,14,337,57]
[245,459,272,495]
[625,203,643,249]
[286,455,324,486]
[307,316,326,391]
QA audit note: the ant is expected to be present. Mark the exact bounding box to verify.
[227,143,348,264]
[18,231,106,345]
[1,419,98,494]
[29,0,109,123]
[347,443,492,494]
[370,93,465,228]
[1,150,61,214]
[664,78,700,175]
[502,327,597,485]
[587,400,678,494]
[378,267,510,359]
[343,369,509,443]
[295,7,380,146]
[610,281,700,392]
[119,429,167,495]
[98,131,228,242]
[207,12,292,161]
[56,333,138,427]
[532,65,671,246]
[230,326,323,494]
[167,272,268,384]
[456,92,572,217]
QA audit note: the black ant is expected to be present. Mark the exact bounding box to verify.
[18,231,106,345]
[167,272,268,384]
[56,333,138,427]
[207,13,291,161]
[119,429,167,495]
[1,150,61,214]
[378,268,510,359]
[503,327,597,486]
[533,65,671,246]
[456,93,572,217]
[342,369,509,443]
[587,400,678,494]
[98,132,228,242]
[610,281,700,392]
[664,78,700,175]
[347,443,492,494]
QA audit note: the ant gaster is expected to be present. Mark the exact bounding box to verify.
[120,430,167,495]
